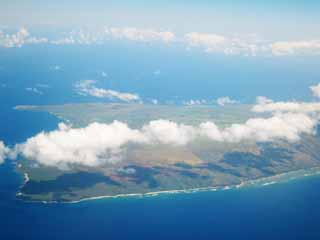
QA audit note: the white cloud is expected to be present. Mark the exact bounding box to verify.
[13,110,318,169]
[50,27,175,45]
[201,113,315,143]
[310,83,320,98]
[51,37,76,45]
[51,28,107,45]
[183,99,206,105]
[25,87,43,95]
[271,40,320,56]
[184,32,264,56]
[105,27,176,43]
[0,28,47,48]
[185,32,226,47]
[0,28,30,48]
[26,36,48,45]
[0,141,9,164]
[142,120,197,145]
[252,96,320,114]
[2,27,320,57]
[15,122,147,169]
[75,80,140,102]
[217,96,238,106]
[9,84,320,169]
[255,96,273,105]
[101,71,108,78]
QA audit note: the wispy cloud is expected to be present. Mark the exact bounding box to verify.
[101,71,108,78]
[184,32,267,56]
[0,28,48,48]
[183,99,207,106]
[310,83,320,98]
[216,96,238,106]
[105,27,176,43]
[271,40,320,56]
[75,80,140,102]
[25,87,43,95]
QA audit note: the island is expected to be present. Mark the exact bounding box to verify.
[15,103,320,202]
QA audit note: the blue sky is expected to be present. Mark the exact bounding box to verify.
[1,0,320,39]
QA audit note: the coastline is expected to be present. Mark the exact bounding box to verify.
[16,166,320,204]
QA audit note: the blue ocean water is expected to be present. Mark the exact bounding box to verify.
[1,160,320,239]
[0,105,319,240]
[1,45,320,104]
[1,45,320,239]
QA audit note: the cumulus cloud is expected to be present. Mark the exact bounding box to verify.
[75,80,140,102]
[12,83,320,168]
[310,83,320,98]
[216,96,238,106]
[105,27,176,43]
[142,120,197,145]
[14,120,197,168]
[0,141,9,164]
[13,110,318,169]
[252,96,320,114]
[271,40,320,56]
[200,113,315,143]
[15,122,147,169]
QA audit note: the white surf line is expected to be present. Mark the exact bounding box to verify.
[17,166,320,204]
[24,173,30,184]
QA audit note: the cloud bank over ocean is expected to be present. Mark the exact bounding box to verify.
[1,27,320,57]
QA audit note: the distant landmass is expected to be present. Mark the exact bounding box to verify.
[15,104,320,202]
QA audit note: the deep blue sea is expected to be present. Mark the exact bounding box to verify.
[1,157,320,239]
[0,104,320,240]
[1,45,320,239]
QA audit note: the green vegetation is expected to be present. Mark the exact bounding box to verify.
[16,103,320,202]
